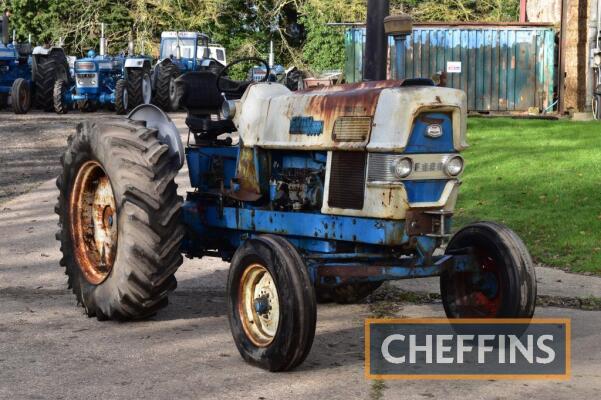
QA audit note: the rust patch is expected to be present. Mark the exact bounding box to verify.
[69,161,116,285]
[229,147,261,201]
[304,83,399,137]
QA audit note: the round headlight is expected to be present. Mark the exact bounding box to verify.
[91,80,97,85]
[221,100,237,120]
[393,157,413,179]
[595,54,601,66]
[445,156,464,176]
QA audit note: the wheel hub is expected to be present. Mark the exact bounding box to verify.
[239,264,280,347]
[69,161,117,284]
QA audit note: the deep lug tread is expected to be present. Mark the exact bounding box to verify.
[34,49,69,111]
[152,61,179,112]
[55,120,184,320]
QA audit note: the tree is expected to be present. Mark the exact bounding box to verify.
[1,0,519,69]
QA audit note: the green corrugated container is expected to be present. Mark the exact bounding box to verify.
[345,24,557,112]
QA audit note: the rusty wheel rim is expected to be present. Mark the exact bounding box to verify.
[69,160,117,285]
[238,263,280,347]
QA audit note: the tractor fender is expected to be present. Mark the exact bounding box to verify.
[124,58,150,70]
[32,46,64,56]
[127,104,184,169]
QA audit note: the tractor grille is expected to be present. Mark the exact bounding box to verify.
[332,116,372,141]
[367,153,400,182]
[328,151,366,210]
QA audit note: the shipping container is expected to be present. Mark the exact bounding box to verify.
[345,23,557,112]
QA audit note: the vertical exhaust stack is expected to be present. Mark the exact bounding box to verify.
[128,31,134,56]
[99,23,106,56]
[363,0,389,81]
[1,14,8,46]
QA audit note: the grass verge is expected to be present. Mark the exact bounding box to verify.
[455,117,601,274]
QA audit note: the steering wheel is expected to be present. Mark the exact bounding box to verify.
[216,57,270,95]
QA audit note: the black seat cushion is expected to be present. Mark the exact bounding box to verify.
[186,115,236,136]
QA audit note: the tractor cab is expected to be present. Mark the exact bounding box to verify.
[159,32,226,72]
[152,31,227,111]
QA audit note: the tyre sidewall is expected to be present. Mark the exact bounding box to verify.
[60,124,133,317]
[227,238,309,371]
[442,223,524,318]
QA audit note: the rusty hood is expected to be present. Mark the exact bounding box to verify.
[234,80,467,152]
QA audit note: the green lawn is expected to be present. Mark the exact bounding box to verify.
[454,117,601,274]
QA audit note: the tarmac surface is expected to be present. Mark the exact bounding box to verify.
[0,111,600,399]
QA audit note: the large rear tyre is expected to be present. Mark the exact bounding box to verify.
[33,49,70,111]
[114,79,128,115]
[55,119,184,320]
[227,235,317,371]
[127,68,152,108]
[440,222,537,318]
[11,78,31,114]
[152,61,180,112]
[53,79,69,114]
[316,282,382,304]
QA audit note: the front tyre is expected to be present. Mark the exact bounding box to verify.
[114,79,128,115]
[11,78,31,114]
[53,79,69,114]
[227,235,316,371]
[440,222,537,318]
[55,120,184,320]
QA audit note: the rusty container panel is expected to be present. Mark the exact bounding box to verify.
[345,24,556,112]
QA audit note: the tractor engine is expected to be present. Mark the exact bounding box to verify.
[269,152,326,211]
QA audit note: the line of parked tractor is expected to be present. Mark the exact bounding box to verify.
[1,16,300,116]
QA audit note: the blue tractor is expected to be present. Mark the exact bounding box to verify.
[53,49,128,113]
[0,14,69,113]
[152,31,226,111]
[53,25,153,114]
[0,16,30,114]
[56,16,537,372]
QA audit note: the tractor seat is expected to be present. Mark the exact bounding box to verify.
[176,71,243,112]
[175,71,239,141]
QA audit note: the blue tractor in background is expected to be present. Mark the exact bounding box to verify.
[0,14,69,113]
[0,16,30,114]
[152,31,226,111]
[53,49,128,113]
[53,24,153,114]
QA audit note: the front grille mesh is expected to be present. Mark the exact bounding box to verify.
[332,117,372,141]
[367,153,400,182]
[328,152,366,210]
